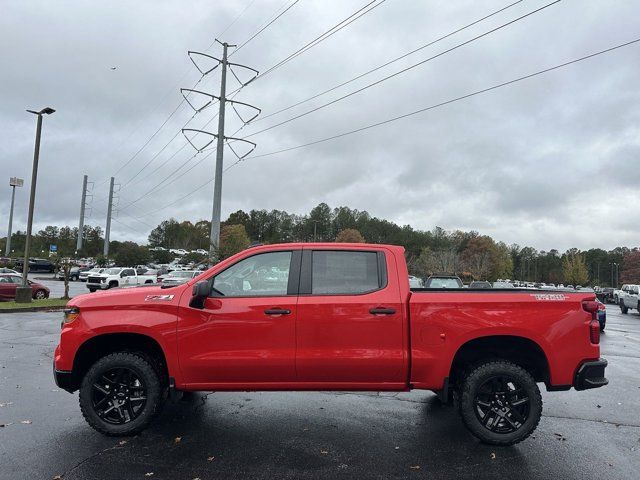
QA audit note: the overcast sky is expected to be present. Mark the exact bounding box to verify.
[1,0,639,251]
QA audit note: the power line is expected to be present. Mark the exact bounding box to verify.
[105,38,640,220]
[231,0,302,57]
[260,0,387,80]
[252,0,524,124]
[227,37,640,164]
[240,0,559,140]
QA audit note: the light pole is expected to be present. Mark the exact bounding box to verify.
[6,177,24,256]
[15,107,55,303]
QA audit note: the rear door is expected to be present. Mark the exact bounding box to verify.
[295,247,406,386]
[0,276,17,299]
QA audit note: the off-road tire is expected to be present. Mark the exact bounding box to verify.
[79,352,163,436]
[459,360,542,446]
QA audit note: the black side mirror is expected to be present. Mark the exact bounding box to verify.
[190,280,210,309]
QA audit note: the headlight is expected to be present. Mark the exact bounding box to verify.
[62,307,80,328]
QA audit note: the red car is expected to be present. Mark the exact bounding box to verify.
[0,274,50,300]
[54,243,607,445]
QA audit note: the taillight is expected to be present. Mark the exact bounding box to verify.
[590,320,600,344]
[582,301,600,344]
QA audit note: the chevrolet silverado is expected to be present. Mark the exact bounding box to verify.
[54,243,607,445]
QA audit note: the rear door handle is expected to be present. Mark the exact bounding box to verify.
[264,308,291,315]
[369,307,396,315]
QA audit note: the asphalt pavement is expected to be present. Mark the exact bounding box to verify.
[0,305,638,480]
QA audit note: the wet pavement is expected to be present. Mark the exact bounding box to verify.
[28,273,88,299]
[0,305,638,480]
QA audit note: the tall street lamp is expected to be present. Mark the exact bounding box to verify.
[6,177,24,256]
[15,107,55,303]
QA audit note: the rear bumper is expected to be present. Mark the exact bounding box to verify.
[574,358,608,390]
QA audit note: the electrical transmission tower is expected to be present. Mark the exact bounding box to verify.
[104,177,116,257]
[76,175,93,252]
[182,40,259,259]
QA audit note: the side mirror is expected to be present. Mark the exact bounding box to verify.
[190,280,210,309]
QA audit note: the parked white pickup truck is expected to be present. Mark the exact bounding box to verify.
[619,284,640,314]
[86,267,156,292]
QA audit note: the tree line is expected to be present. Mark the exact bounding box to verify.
[1,203,638,286]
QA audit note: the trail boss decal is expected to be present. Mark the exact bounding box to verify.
[145,294,174,302]
[530,293,566,301]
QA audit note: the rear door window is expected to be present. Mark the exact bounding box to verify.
[311,251,384,295]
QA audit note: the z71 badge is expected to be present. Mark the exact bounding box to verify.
[145,294,175,302]
[530,293,566,301]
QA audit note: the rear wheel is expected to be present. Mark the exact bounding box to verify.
[79,352,163,436]
[34,290,47,299]
[88,288,97,293]
[459,360,542,446]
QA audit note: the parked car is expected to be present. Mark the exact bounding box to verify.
[14,258,55,273]
[619,284,640,315]
[469,280,492,289]
[0,267,19,274]
[79,267,104,282]
[55,243,607,445]
[597,287,614,304]
[0,274,49,300]
[424,275,464,288]
[596,299,606,332]
[492,281,515,289]
[86,267,157,292]
[56,266,84,281]
[159,270,199,286]
[408,275,424,288]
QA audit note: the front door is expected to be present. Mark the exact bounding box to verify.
[177,249,301,388]
[295,248,406,386]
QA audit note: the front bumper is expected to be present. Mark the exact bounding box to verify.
[574,358,608,390]
[87,283,108,290]
[53,364,77,393]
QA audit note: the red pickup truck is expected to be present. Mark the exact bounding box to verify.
[54,243,607,445]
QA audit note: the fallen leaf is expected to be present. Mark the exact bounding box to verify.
[20,420,32,424]
[119,440,127,446]
[490,452,496,459]
[145,473,154,477]
[320,450,328,455]
[596,404,602,408]
[410,465,421,470]
[174,436,182,444]
[395,446,400,450]
[0,402,14,407]
[207,456,215,462]
[53,476,62,480]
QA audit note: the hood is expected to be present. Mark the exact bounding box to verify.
[70,282,185,308]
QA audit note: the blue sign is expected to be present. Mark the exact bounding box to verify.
[50,244,57,252]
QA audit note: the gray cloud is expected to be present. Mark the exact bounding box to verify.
[1,0,639,251]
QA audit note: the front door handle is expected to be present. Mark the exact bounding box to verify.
[370,307,396,315]
[264,308,291,315]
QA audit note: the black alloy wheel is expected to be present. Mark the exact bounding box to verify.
[473,375,530,434]
[91,367,147,425]
[79,352,163,435]
[459,360,542,445]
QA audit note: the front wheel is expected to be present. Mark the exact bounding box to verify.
[79,352,163,436]
[458,360,542,446]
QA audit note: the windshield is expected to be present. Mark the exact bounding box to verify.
[104,268,121,275]
[428,278,461,288]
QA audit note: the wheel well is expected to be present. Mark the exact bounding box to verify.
[449,336,550,386]
[70,333,168,391]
